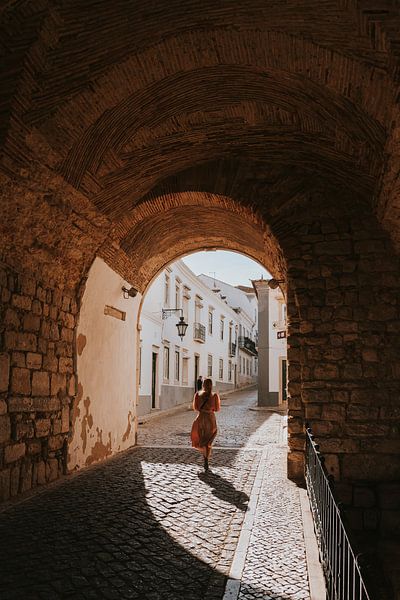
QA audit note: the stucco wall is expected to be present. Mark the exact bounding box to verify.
[69,258,140,470]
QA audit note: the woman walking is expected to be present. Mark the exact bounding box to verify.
[191,378,221,471]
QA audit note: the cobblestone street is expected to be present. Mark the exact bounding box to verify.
[0,388,317,600]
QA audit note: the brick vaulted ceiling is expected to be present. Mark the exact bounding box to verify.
[1,1,400,291]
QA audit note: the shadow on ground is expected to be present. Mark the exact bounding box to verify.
[0,447,301,600]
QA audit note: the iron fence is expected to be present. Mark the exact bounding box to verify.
[305,427,372,600]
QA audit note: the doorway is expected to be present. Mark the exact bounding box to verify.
[151,352,158,409]
[194,354,200,390]
[279,357,287,403]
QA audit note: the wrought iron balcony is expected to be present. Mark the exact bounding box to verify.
[229,342,236,357]
[193,322,206,343]
[238,336,257,356]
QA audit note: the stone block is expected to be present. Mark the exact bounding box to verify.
[14,421,34,441]
[62,296,71,312]
[46,458,59,482]
[362,348,378,362]
[32,397,60,412]
[305,404,322,419]
[287,451,304,481]
[51,373,66,396]
[49,322,60,341]
[48,435,64,451]
[342,454,400,481]
[354,487,376,508]
[380,406,400,420]
[31,299,42,316]
[31,371,49,396]
[318,438,359,454]
[314,363,339,380]
[61,327,74,342]
[23,314,41,332]
[323,454,340,479]
[310,421,338,436]
[321,404,346,421]
[21,276,36,296]
[0,415,11,443]
[43,353,58,373]
[68,375,76,396]
[347,404,379,420]
[35,419,51,438]
[8,397,34,412]
[363,509,379,531]
[11,294,32,311]
[0,400,7,415]
[37,461,46,485]
[5,331,37,352]
[4,308,20,328]
[10,465,20,496]
[11,367,31,395]
[58,357,73,374]
[53,419,62,435]
[5,443,26,463]
[0,353,10,392]
[381,510,400,536]
[314,240,352,256]
[378,484,400,510]
[61,406,69,433]
[26,352,42,370]
[0,468,10,501]
[345,423,390,437]
[26,439,42,455]
[20,460,32,493]
[11,352,25,367]
[334,321,358,333]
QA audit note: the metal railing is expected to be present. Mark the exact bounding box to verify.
[238,336,257,355]
[193,322,206,342]
[229,342,236,356]
[305,427,372,600]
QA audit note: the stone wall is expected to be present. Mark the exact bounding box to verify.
[0,263,77,501]
[284,207,400,543]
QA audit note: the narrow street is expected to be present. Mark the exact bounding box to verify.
[0,388,319,600]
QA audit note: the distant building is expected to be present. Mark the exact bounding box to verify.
[138,261,258,416]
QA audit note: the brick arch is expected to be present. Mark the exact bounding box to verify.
[98,191,286,293]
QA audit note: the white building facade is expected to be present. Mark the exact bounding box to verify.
[138,261,258,416]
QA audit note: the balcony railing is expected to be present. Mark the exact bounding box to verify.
[238,336,257,356]
[193,322,206,343]
[305,426,372,600]
[229,342,236,357]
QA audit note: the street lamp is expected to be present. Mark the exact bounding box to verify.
[162,308,188,341]
[267,279,284,290]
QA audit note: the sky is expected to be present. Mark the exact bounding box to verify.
[182,250,270,287]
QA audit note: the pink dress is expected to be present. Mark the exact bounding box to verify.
[191,392,221,455]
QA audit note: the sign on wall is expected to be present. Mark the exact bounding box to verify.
[277,331,286,339]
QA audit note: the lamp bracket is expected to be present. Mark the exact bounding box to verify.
[162,308,184,320]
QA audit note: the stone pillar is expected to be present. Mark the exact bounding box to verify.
[254,280,278,406]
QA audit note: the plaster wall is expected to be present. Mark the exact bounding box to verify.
[69,258,140,470]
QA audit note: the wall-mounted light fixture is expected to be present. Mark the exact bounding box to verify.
[162,308,188,340]
[267,279,284,290]
[122,286,138,299]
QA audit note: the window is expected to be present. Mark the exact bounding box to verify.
[175,284,180,309]
[246,358,249,375]
[207,354,213,377]
[183,296,189,321]
[164,275,170,306]
[182,358,189,384]
[219,359,223,380]
[220,317,224,341]
[228,360,232,381]
[208,309,213,335]
[175,350,180,381]
[163,346,170,380]
[229,325,232,346]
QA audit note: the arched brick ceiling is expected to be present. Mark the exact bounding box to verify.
[1,0,400,285]
[98,192,285,293]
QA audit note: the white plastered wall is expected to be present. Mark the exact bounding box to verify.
[68,257,141,470]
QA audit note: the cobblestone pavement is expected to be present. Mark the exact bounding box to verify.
[0,388,313,600]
